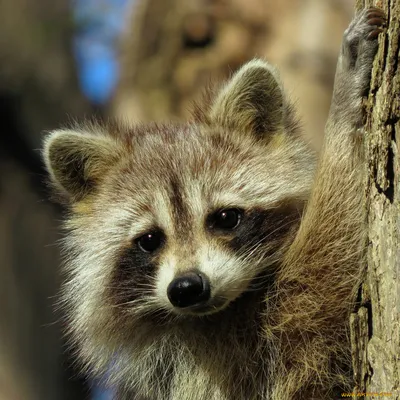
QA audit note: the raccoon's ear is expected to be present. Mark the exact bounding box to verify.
[43,129,120,202]
[208,59,286,138]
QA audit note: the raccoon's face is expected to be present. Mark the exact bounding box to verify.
[43,60,314,342]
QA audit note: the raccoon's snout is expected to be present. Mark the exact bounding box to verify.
[167,272,211,308]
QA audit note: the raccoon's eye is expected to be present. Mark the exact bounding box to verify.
[213,208,242,230]
[136,231,164,253]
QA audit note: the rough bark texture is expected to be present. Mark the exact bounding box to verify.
[352,0,400,398]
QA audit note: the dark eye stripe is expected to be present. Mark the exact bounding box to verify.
[227,207,301,255]
[109,244,158,307]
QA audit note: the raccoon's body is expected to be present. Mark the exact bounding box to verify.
[43,8,385,400]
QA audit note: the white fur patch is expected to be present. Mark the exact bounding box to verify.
[155,257,176,309]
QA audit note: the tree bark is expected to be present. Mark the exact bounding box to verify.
[351,0,400,398]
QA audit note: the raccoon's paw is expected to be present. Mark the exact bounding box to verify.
[341,7,386,91]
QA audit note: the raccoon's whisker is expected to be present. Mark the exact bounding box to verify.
[238,217,299,259]
[105,280,157,291]
[111,293,156,308]
[233,218,298,286]
[237,249,278,278]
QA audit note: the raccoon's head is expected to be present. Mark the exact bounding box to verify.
[43,60,315,358]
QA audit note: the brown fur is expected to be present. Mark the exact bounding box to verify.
[42,8,385,400]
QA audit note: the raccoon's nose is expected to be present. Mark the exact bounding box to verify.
[167,272,210,308]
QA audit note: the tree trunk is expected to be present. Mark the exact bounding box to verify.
[351,0,400,398]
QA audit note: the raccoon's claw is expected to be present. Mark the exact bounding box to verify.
[368,28,384,40]
[343,7,386,60]
[339,7,386,90]
[367,18,385,27]
[366,8,386,39]
[365,7,386,28]
[366,7,386,21]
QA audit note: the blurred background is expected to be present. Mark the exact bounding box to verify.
[0,0,354,399]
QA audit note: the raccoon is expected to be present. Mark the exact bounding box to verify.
[42,8,385,400]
